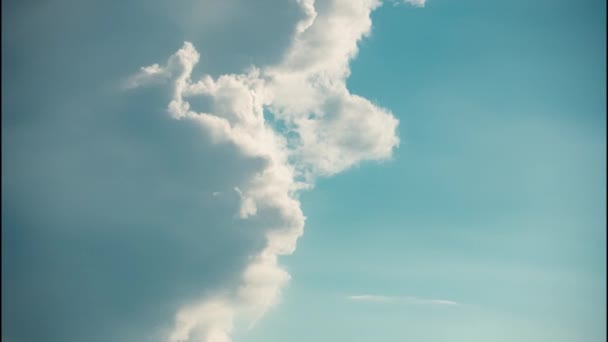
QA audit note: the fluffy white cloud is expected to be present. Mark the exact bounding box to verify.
[129,0,400,341]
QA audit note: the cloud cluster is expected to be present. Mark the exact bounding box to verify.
[128,0,401,340]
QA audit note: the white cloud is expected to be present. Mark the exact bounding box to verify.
[129,0,402,341]
[427,299,459,306]
[348,294,394,302]
[402,0,426,7]
[348,294,459,306]
[124,63,171,89]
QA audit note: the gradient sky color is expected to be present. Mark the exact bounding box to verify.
[2,0,606,342]
[240,1,607,341]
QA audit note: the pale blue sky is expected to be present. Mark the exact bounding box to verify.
[240,1,606,341]
[2,0,605,341]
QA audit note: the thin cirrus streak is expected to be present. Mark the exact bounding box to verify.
[348,295,459,306]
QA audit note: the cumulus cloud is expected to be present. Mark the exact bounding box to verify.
[128,0,400,341]
[3,0,403,341]
[348,295,459,306]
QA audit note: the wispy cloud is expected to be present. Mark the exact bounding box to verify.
[348,294,459,306]
[390,0,427,7]
[403,0,426,7]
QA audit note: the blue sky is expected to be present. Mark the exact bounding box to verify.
[2,1,606,342]
[242,1,607,341]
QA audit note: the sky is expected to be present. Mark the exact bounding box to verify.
[2,1,606,342]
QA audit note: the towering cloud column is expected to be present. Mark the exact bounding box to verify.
[129,1,401,340]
